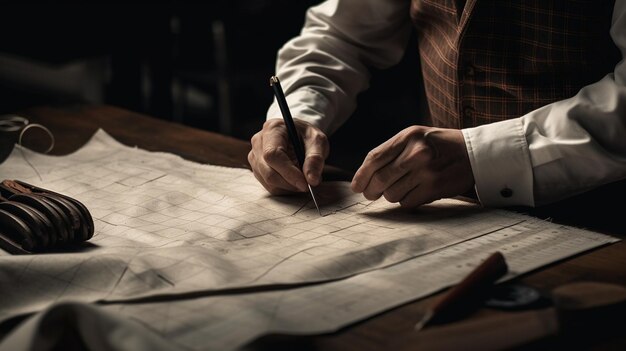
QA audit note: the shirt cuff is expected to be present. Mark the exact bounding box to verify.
[266,88,332,133]
[462,118,535,207]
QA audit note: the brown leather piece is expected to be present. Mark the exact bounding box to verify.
[0,201,50,248]
[11,194,70,243]
[0,179,94,254]
[38,194,79,242]
[0,208,35,253]
[14,180,94,240]
[1,180,32,195]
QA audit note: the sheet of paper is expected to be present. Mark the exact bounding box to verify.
[1,218,616,351]
[100,219,617,351]
[0,130,617,351]
[0,130,522,320]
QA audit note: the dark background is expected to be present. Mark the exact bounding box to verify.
[0,1,425,172]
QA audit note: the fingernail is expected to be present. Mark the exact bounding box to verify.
[306,171,317,184]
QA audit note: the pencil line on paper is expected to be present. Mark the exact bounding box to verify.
[292,199,311,216]
[251,245,324,283]
[330,223,360,234]
[157,273,176,287]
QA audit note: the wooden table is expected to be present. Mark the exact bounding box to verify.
[10,105,626,350]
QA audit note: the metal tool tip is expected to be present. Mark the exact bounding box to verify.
[413,309,433,332]
[269,76,279,86]
[307,184,323,217]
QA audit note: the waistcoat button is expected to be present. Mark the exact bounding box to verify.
[500,188,513,198]
[463,106,474,119]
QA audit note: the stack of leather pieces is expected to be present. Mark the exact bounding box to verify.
[0,179,94,254]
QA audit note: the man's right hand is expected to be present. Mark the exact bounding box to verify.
[248,118,329,195]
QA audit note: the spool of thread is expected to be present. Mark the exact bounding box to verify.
[0,115,29,163]
[0,114,54,164]
[554,282,626,347]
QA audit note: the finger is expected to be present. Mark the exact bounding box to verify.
[262,130,308,191]
[250,124,304,194]
[359,134,433,199]
[302,129,329,186]
[397,179,439,208]
[249,150,300,194]
[361,162,411,201]
[388,141,436,206]
[351,136,408,193]
[389,169,443,208]
[381,171,422,203]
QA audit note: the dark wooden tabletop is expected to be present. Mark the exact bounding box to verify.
[14,104,252,169]
[10,104,626,350]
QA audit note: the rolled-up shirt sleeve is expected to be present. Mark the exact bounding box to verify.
[266,0,412,134]
[463,0,626,207]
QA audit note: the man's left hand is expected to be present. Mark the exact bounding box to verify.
[351,126,474,208]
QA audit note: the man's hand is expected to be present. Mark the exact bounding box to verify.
[351,126,474,208]
[248,118,329,195]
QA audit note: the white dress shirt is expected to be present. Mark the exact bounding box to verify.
[266,0,626,207]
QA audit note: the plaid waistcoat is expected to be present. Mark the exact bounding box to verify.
[410,0,621,129]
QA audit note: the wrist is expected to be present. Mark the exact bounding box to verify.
[462,119,534,207]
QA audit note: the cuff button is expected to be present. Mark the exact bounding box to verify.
[500,188,513,198]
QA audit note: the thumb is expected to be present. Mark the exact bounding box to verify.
[302,129,329,186]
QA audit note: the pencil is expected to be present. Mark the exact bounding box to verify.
[269,76,322,216]
[414,251,508,331]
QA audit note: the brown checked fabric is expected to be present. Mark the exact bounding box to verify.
[410,0,621,129]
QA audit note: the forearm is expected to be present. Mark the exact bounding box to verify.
[266,0,412,134]
[464,82,626,206]
[463,0,626,207]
